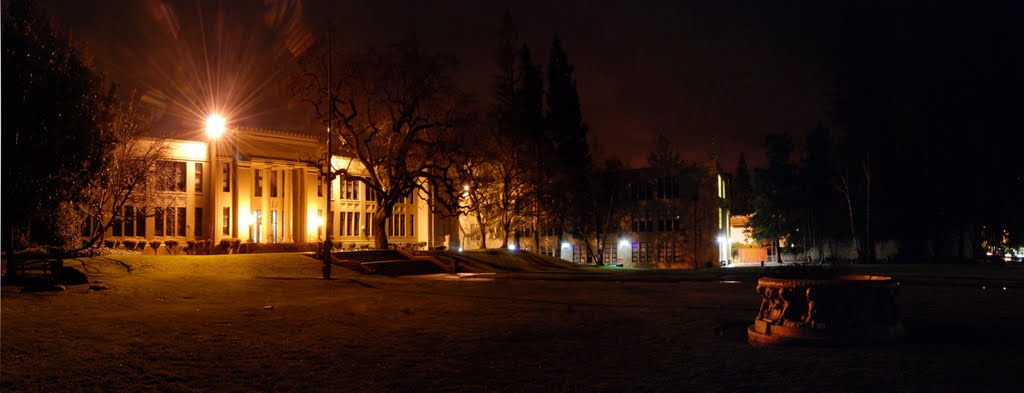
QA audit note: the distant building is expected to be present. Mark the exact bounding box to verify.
[88,128,459,250]
[459,158,731,268]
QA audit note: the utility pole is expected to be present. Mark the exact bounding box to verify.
[323,22,334,280]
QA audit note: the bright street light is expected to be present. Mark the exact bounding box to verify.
[206,114,226,139]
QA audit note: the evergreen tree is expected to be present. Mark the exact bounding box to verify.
[2,0,116,249]
[731,153,753,216]
[546,34,591,248]
[749,133,802,259]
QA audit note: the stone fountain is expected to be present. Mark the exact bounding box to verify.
[748,275,904,347]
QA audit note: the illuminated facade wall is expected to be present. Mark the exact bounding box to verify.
[99,128,458,249]
[458,161,730,268]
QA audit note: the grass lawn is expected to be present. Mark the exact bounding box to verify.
[2,252,1023,392]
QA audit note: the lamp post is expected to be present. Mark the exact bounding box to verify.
[206,114,227,246]
[322,22,334,280]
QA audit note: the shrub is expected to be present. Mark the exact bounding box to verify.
[136,241,147,251]
[164,240,179,255]
[122,240,138,250]
[104,240,116,248]
[149,240,161,255]
[185,240,196,255]
[230,238,242,254]
[218,239,231,254]
[48,201,83,253]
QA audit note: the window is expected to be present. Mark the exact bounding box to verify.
[254,210,263,243]
[254,170,263,197]
[271,210,278,243]
[222,207,230,236]
[136,207,146,236]
[157,161,187,192]
[632,242,653,264]
[177,207,186,237]
[222,163,231,192]
[603,243,618,265]
[155,208,165,236]
[124,206,135,237]
[270,170,278,197]
[399,214,405,237]
[195,163,203,193]
[409,214,414,237]
[354,212,360,237]
[365,212,373,237]
[365,186,376,202]
[165,210,174,236]
[339,211,347,237]
[195,208,203,238]
[112,207,123,237]
[317,175,323,197]
[346,212,354,236]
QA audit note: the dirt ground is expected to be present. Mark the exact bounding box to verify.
[2,254,1023,392]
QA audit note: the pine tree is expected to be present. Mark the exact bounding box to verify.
[546,34,592,260]
[732,153,753,215]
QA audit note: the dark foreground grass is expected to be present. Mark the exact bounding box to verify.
[3,253,1022,392]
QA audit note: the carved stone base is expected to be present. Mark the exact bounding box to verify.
[748,275,904,347]
[748,318,904,347]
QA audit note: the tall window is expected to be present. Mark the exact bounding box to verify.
[222,163,231,192]
[195,208,203,238]
[270,170,279,197]
[124,206,135,237]
[317,175,323,197]
[409,214,414,237]
[135,207,146,236]
[341,180,357,200]
[271,210,278,243]
[254,170,263,197]
[157,161,187,192]
[399,214,405,237]
[112,206,123,236]
[195,163,203,193]
[176,207,186,237]
[365,212,373,237]
[354,213,360,237]
[155,208,165,236]
[222,207,230,236]
[254,210,263,243]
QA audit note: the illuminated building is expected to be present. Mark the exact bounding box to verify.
[93,127,460,250]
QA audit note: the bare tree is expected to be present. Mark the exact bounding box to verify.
[292,40,471,249]
[76,93,178,250]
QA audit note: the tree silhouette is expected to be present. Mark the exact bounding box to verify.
[547,34,591,250]
[2,0,116,249]
[291,40,470,249]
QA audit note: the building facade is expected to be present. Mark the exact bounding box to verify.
[96,128,459,250]
[457,160,731,268]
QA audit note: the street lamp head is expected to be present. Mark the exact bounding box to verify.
[206,114,226,139]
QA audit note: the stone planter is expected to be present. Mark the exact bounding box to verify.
[748,275,904,347]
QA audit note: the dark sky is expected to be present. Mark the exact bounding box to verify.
[42,0,844,169]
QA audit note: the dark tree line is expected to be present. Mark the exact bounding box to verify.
[458,12,593,259]
[741,1,1024,262]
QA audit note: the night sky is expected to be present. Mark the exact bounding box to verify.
[41,0,859,168]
